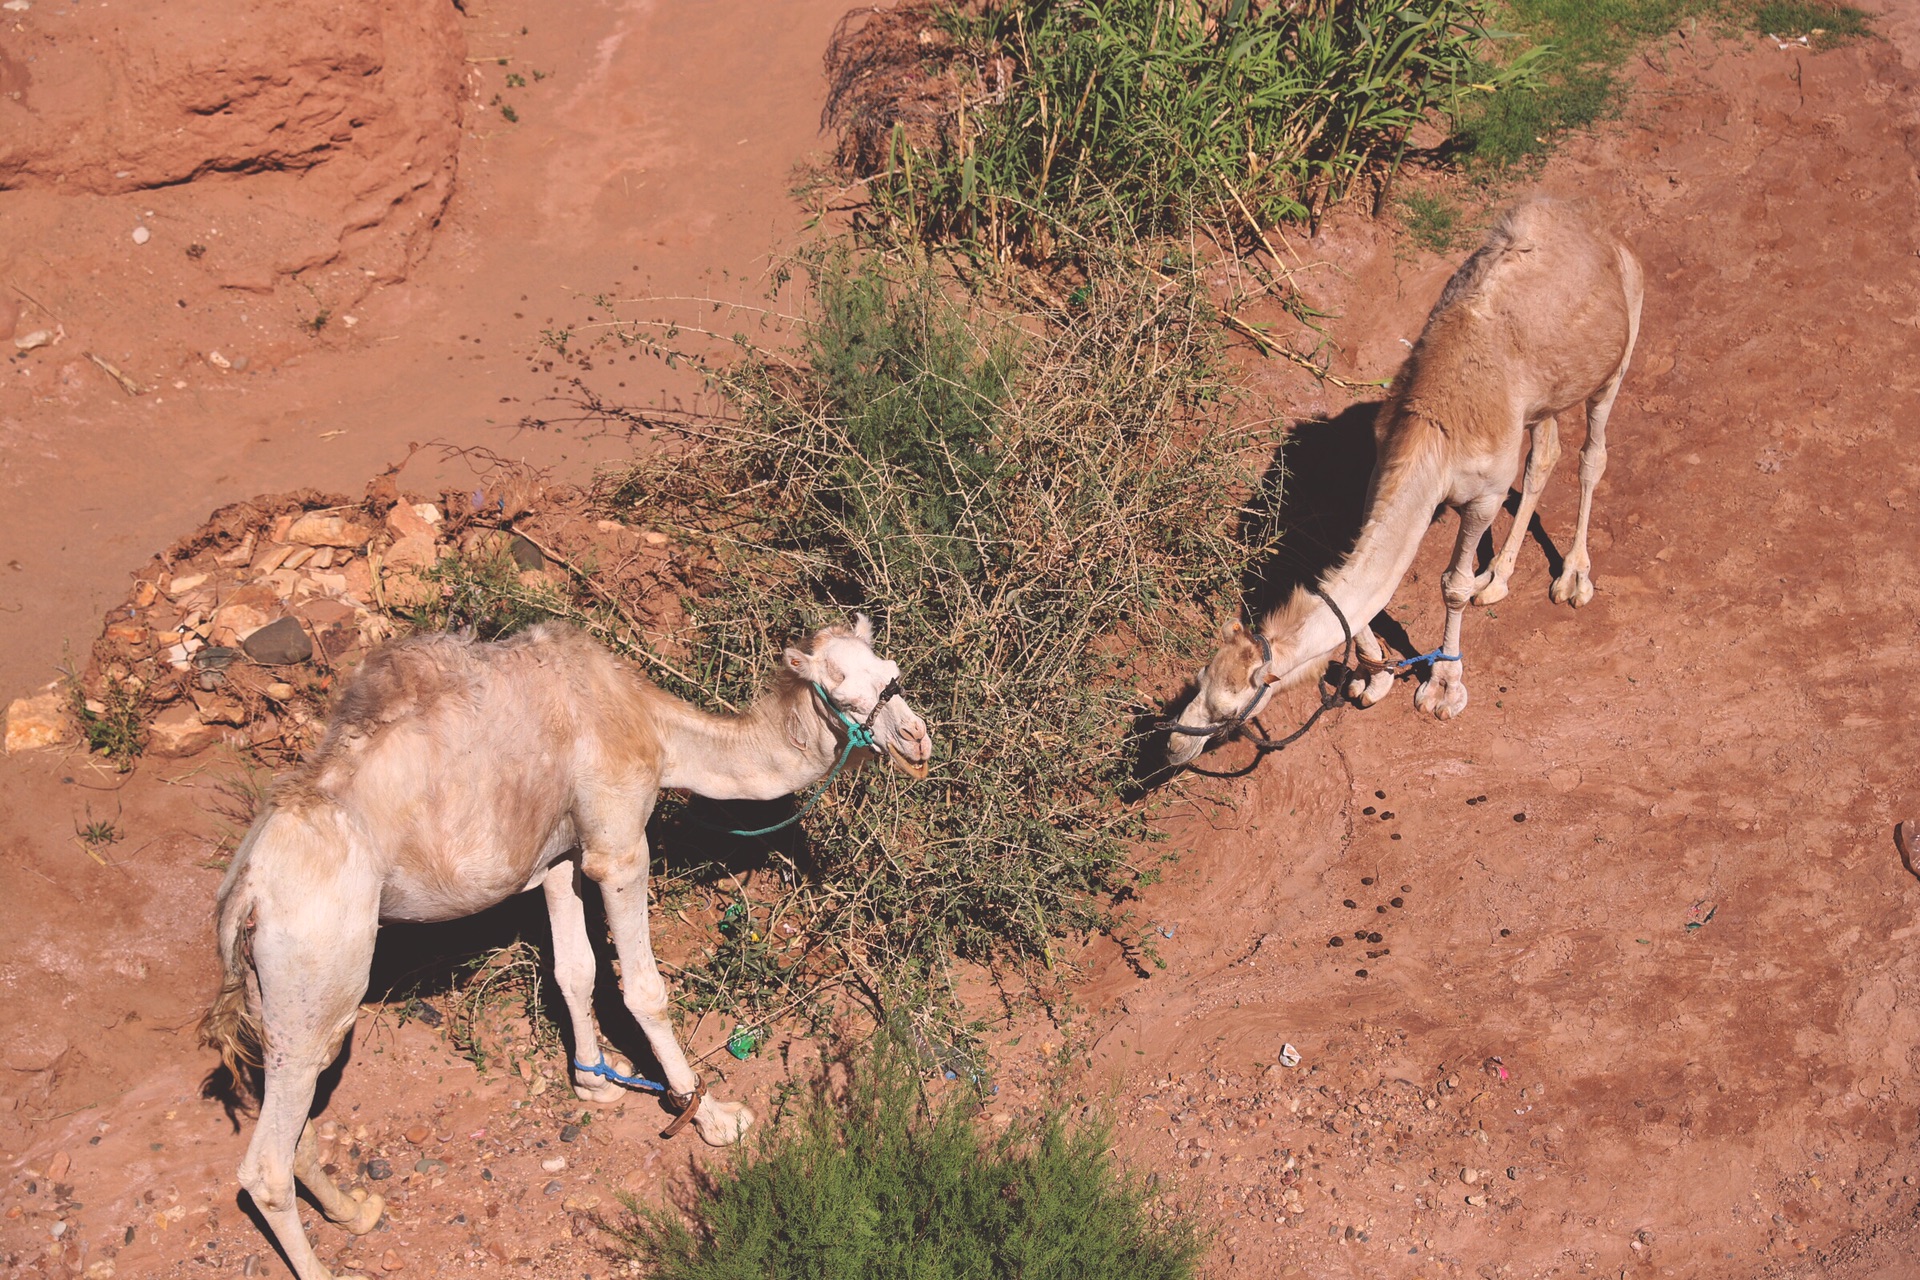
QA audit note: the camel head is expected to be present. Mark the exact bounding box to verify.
[784,613,933,779]
[1164,619,1278,767]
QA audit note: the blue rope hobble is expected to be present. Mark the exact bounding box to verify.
[573,1056,668,1094]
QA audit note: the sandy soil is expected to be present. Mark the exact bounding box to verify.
[4,3,1919,1279]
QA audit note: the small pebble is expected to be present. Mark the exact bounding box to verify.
[1381,810,1394,820]
[1367,932,1382,944]
[1390,896,1404,907]
[131,226,150,245]
[1376,905,1387,914]
[1374,790,1386,799]
[1343,898,1357,909]
[542,1180,564,1196]
[363,1158,392,1181]
[1466,1193,1486,1207]
[1513,812,1526,823]
[541,1156,567,1174]
[1506,1167,1518,1180]
[1500,928,1511,937]
[381,1248,404,1271]
[1360,876,1374,885]
[1355,969,1369,978]
[1401,884,1412,893]
[1362,806,1376,815]
[413,1159,445,1174]
[404,1123,431,1145]
[1354,929,1367,940]
[1328,936,1344,947]
[559,1123,582,1142]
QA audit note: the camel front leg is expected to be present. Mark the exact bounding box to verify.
[1344,625,1397,707]
[1474,417,1562,605]
[540,859,639,1104]
[587,841,754,1146]
[1415,494,1501,721]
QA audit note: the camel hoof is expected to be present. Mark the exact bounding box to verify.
[573,1051,639,1104]
[1414,666,1469,721]
[1349,669,1394,708]
[344,1191,384,1235]
[1471,576,1510,606]
[692,1099,754,1147]
[1550,569,1594,608]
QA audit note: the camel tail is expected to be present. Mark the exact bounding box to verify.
[199,818,269,1095]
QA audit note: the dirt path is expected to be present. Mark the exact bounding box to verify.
[5,4,1920,1280]
[1058,11,1920,1278]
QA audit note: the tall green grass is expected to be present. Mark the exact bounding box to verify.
[607,1033,1200,1280]
[853,0,1536,255]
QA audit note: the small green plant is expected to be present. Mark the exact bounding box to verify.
[73,803,123,866]
[68,671,145,771]
[1747,1,1870,45]
[304,307,331,335]
[505,71,527,87]
[607,1033,1200,1280]
[449,941,563,1079]
[394,544,570,639]
[500,101,519,124]
[1401,189,1466,252]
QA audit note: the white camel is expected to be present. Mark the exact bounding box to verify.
[201,616,933,1280]
[1167,198,1642,765]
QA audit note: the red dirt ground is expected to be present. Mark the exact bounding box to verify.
[4,3,1919,1279]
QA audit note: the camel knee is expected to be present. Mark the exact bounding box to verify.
[1441,570,1476,611]
[1579,445,1607,484]
[239,1156,296,1214]
[622,974,670,1020]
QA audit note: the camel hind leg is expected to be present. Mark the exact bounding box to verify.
[1553,252,1643,608]
[235,820,383,1280]
[1474,416,1562,606]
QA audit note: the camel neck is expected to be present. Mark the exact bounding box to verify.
[651,682,841,800]
[1263,422,1451,684]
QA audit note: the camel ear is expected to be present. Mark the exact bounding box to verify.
[784,646,818,682]
[1217,619,1246,643]
[852,612,874,643]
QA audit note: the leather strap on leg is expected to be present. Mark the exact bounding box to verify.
[660,1083,706,1139]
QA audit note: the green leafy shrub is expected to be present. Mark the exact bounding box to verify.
[846,0,1533,255]
[608,1033,1200,1280]
[585,246,1271,1021]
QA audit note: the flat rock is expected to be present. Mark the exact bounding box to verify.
[148,705,221,757]
[386,502,442,541]
[5,689,73,753]
[208,603,273,647]
[242,616,313,665]
[383,530,439,572]
[286,512,376,549]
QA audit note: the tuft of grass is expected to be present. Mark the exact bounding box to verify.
[68,671,145,771]
[842,0,1537,255]
[1400,189,1467,252]
[606,1032,1200,1280]
[394,542,570,638]
[1747,1,1871,46]
[1456,0,1707,167]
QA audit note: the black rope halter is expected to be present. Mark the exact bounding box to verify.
[1161,586,1356,768]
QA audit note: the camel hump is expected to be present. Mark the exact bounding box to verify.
[1432,198,1610,318]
